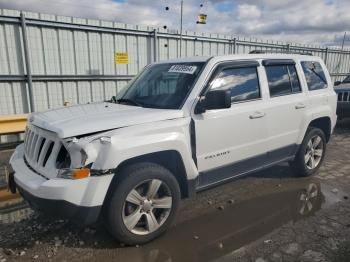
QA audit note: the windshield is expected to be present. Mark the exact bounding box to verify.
[343,75,350,83]
[115,62,205,109]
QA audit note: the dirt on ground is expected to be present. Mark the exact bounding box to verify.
[0,120,349,262]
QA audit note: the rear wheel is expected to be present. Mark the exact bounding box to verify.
[105,162,180,245]
[290,128,326,177]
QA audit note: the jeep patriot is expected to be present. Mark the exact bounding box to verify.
[9,54,337,244]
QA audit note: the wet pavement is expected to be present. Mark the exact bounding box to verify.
[0,119,349,262]
[109,176,325,262]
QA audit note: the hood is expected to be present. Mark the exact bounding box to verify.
[335,82,350,91]
[29,102,184,138]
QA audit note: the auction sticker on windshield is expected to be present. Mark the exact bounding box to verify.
[168,65,197,74]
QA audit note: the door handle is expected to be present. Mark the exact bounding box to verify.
[295,103,306,109]
[249,111,266,119]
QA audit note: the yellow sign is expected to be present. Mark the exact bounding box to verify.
[197,13,207,24]
[115,52,129,64]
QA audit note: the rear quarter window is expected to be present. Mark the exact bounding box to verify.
[301,61,328,91]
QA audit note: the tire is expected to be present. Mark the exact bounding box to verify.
[104,162,181,245]
[289,127,326,177]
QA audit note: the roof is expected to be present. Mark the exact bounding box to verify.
[154,53,321,65]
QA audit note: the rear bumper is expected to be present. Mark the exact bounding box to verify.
[9,144,113,225]
[337,102,350,118]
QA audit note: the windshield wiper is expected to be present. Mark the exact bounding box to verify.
[116,98,143,107]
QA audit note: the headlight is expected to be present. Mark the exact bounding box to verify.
[80,149,88,165]
[57,168,90,179]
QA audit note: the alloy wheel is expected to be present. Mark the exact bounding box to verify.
[304,135,324,170]
[122,179,172,235]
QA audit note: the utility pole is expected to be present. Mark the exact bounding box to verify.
[340,32,347,52]
[180,0,183,57]
[20,12,35,112]
[336,32,347,77]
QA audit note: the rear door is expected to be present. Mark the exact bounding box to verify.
[300,60,332,111]
[192,61,270,188]
[262,59,308,160]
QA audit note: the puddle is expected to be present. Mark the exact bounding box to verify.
[0,163,345,261]
[319,183,347,208]
[106,177,328,262]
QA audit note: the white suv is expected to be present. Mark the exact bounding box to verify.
[9,54,337,244]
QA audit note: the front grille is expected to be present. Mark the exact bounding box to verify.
[24,128,54,168]
[56,146,71,169]
[338,91,350,102]
[24,125,68,177]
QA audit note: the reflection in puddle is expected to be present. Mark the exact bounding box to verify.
[115,177,324,262]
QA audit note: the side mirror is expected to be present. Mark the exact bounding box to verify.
[195,89,231,114]
[334,81,341,86]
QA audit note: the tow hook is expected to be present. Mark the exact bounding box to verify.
[7,172,17,194]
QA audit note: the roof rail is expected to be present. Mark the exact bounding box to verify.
[249,50,313,56]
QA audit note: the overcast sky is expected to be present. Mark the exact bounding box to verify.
[0,0,349,47]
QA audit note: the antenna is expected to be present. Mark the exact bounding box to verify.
[180,0,184,57]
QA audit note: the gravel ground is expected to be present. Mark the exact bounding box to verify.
[0,120,349,262]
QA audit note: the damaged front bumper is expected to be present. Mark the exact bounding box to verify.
[9,144,114,225]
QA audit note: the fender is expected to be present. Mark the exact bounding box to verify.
[297,104,334,145]
[90,117,199,181]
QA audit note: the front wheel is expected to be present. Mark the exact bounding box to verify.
[290,127,326,177]
[104,163,181,245]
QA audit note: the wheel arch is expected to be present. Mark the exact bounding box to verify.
[307,116,331,142]
[103,150,193,208]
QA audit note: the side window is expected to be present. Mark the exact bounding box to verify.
[301,61,328,91]
[265,65,301,97]
[209,67,260,103]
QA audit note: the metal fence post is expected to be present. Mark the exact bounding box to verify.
[233,37,237,54]
[324,47,329,65]
[153,29,158,62]
[286,43,290,53]
[228,39,232,54]
[20,12,35,112]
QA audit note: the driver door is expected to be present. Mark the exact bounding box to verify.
[192,61,270,188]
